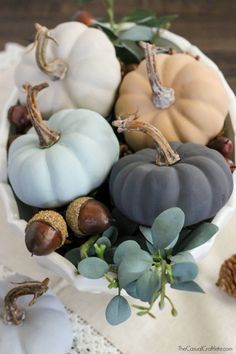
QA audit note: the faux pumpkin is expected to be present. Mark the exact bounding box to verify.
[109,115,233,226]
[8,83,119,208]
[0,275,72,354]
[15,22,121,117]
[115,42,229,151]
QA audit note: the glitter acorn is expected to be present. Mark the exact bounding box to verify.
[66,197,112,236]
[25,210,68,256]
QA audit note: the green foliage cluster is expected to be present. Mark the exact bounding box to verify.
[78,1,179,63]
[65,208,218,325]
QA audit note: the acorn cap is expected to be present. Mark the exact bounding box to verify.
[66,197,111,236]
[25,210,68,256]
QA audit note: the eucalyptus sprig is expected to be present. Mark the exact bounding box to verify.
[77,0,178,63]
[67,207,218,325]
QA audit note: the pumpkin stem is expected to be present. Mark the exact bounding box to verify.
[2,278,49,326]
[113,114,180,166]
[140,41,175,109]
[23,82,60,148]
[34,23,68,80]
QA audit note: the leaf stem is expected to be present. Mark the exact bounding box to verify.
[102,0,115,31]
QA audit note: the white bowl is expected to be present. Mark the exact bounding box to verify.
[1,29,236,293]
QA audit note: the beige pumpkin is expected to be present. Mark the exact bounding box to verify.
[115,42,229,151]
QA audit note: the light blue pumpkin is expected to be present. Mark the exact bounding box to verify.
[8,108,119,208]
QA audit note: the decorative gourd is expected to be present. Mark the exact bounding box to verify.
[115,42,229,151]
[0,276,73,354]
[8,83,119,208]
[15,22,121,117]
[109,115,233,226]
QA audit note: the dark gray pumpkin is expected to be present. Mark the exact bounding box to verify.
[109,142,233,226]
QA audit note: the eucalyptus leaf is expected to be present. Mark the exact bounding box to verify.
[119,25,154,41]
[102,226,118,244]
[124,281,139,299]
[115,42,142,64]
[78,0,94,4]
[172,262,198,284]
[136,270,161,302]
[96,236,111,248]
[114,240,141,266]
[104,247,116,264]
[65,247,81,268]
[145,240,156,255]
[121,8,156,23]
[154,14,179,28]
[171,281,205,293]
[152,36,182,52]
[151,208,185,250]
[140,225,153,244]
[94,21,118,41]
[78,257,109,279]
[105,295,131,325]
[170,252,196,264]
[174,223,219,253]
[118,251,153,288]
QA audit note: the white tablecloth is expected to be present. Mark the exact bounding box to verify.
[1,43,236,354]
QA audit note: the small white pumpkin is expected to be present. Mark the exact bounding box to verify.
[0,275,73,354]
[8,83,119,208]
[14,22,121,117]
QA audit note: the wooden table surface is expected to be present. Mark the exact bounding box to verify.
[0,0,236,91]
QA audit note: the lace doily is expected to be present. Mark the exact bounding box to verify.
[0,265,122,354]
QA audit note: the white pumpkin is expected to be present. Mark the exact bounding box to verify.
[14,22,121,117]
[8,83,119,208]
[0,275,73,354]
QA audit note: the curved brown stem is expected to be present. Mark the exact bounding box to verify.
[2,278,49,325]
[34,23,68,81]
[113,114,180,166]
[140,41,175,109]
[23,82,60,148]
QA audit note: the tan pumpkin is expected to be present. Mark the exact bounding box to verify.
[115,42,229,151]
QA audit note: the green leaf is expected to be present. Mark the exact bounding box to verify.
[118,251,153,288]
[136,270,160,302]
[170,252,196,264]
[121,8,156,23]
[65,247,81,268]
[151,208,185,250]
[139,226,153,244]
[114,240,141,266]
[119,25,154,41]
[145,240,156,255]
[172,262,198,284]
[124,281,139,299]
[94,21,118,41]
[78,257,109,279]
[105,295,131,325]
[102,226,118,244]
[152,36,182,52]
[171,281,205,293]
[174,223,219,253]
[78,0,94,4]
[96,236,111,248]
[115,40,144,64]
[154,14,179,28]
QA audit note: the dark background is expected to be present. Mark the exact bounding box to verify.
[0,0,236,90]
